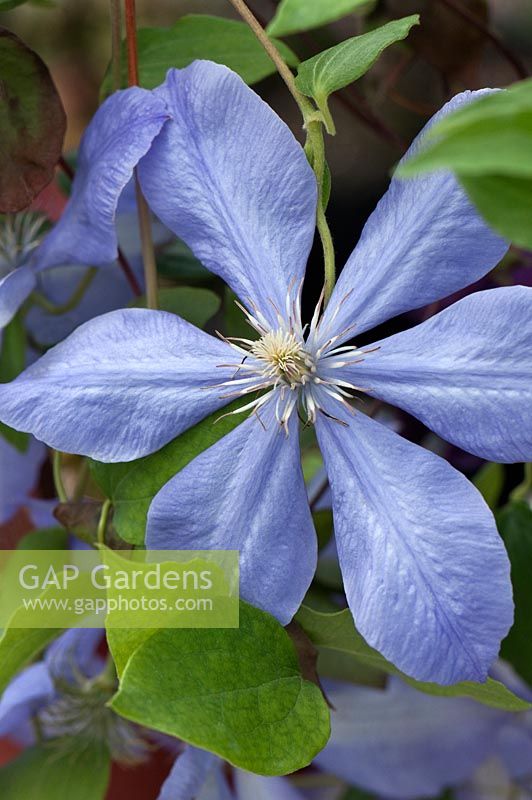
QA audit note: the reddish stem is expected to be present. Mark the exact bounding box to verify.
[116,248,143,296]
[124,0,140,86]
[123,0,159,308]
[58,155,74,181]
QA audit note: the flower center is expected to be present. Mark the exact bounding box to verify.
[212,289,376,432]
[250,329,315,388]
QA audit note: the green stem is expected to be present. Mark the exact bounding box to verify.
[72,459,90,503]
[227,0,311,116]
[134,175,159,310]
[30,267,97,315]
[226,0,335,303]
[97,499,112,546]
[53,450,68,503]
[305,120,336,304]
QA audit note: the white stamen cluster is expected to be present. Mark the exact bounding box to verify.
[0,211,47,278]
[214,281,376,432]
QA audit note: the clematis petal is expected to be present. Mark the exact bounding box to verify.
[315,408,513,684]
[0,663,54,738]
[0,435,47,524]
[157,747,220,800]
[138,61,317,327]
[497,724,532,780]
[147,401,316,625]
[315,679,505,800]
[235,771,306,800]
[340,287,532,462]
[32,89,168,271]
[45,629,104,681]
[0,266,36,329]
[0,309,235,462]
[318,90,508,341]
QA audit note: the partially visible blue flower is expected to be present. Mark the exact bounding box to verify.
[0,434,54,527]
[24,181,172,347]
[315,668,532,799]
[0,629,102,744]
[0,83,167,334]
[0,629,148,763]
[1,62,531,684]
[157,745,305,800]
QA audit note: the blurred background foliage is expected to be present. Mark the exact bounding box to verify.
[2,0,532,254]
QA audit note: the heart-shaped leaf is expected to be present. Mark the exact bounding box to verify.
[110,601,331,774]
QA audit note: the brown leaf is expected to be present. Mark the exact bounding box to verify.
[0,27,66,212]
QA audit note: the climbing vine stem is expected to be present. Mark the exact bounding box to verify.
[226,0,336,304]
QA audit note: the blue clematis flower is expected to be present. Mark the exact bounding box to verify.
[0,628,150,764]
[0,61,530,684]
[316,668,532,799]
[0,629,104,745]
[24,181,173,347]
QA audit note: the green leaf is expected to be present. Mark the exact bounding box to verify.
[0,740,110,799]
[296,605,531,712]
[0,313,25,382]
[498,501,532,685]
[396,79,532,247]
[267,0,373,38]
[90,402,247,545]
[459,173,532,249]
[399,79,532,179]
[101,14,299,97]
[16,527,67,550]
[111,601,330,774]
[295,16,419,133]
[107,627,155,678]
[0,626,61,694]
[0,28,66,212]
[0,312,28,451]
[473,462,504,510]
[157,239,211,283]
[132,286,220,328]
[314,508,334,551]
